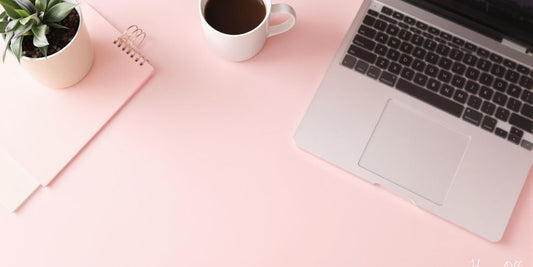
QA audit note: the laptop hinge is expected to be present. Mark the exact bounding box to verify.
[501,38,529,55]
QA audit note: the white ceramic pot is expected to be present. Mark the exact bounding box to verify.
[20,0,93,89]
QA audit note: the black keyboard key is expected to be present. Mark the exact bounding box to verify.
[508,134,521,145]
[398,29,412,41]
[451,75,466,88]
[454,90,468,104]
[477,47,490,57]
[503,59,516,69]
[379,14,398,24]
[463,108,483,126]
[355,60,370,73]
[436,44,450,56]
[414,73,428,86]
[505,69,519,83]
[510,113,533,133]
[363,15,376,26]
[349,45,377,64]
[388,62,402,75]
[398,22,409,29]
[427,78,441,92]
[479,73,493,86]
[463,54,478,66]
[464,42,476,52]
[507,84,522,98]
[465,67,480,81]
[423,39,437,51]
[451,62,466,75]
[396,79,464,117]
[399,54,413,67]
[379,71,398,86]
[367,66,382,79]
[438,58,453,70]
[412,47,426,59]
[437,69,452,83]
[480,86,494,100]
[481,101,496,115]
[399,42,414,54]
[521,90,533,104]
[386,49,400,61]
[467,95,482,109]
[386,24,400,36]
[404,16,415,25]
[496,107,510,121]
[519,76,533,89]
[415,21,427,30]
[373,19,388,31]
[376,57,389,69]
[422,32,433,40]
[440,84,454,98]
[424,52,439,65]
[490,64,506,78]
[511,127,524,138]
[428,26,440,35]
[493,79,508,92]
[392,11,404,20]
[375,32,388,44]
[507,98,522,112]
[476,59,491,72]
[425,65,439,78]
[382,6,393,15]
[440,32,451,40]
[401,67,415,80]
[358,25,377,39]
[368,9,379,17]
[410,27,422,35]
[449,49,464,61]
[489,53,503,63]
[342,55,357,69]
[452,37,465,46]
[354,34,376,51]
[411,35,424,46]
[521,103,533,119]
[412,59,426,72]
[465,80,480,94]
[517,64,530,75]
[387,37,401,49]
[493,92,508,106]
[374,44,388,56]
[495,128,508,138]
[481,116,497,132]
[522,140,533,150]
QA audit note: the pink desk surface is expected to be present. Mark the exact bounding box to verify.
[0,0,531,266]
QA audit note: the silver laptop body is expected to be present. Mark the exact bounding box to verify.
[295,0,533,242]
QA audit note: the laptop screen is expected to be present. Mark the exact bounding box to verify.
[411,0,533,49]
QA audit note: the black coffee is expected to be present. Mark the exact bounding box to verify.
[204,0,266,35]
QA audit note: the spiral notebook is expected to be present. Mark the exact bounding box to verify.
[0,3,154,212]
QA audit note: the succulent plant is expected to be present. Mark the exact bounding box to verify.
[0,0,77,62]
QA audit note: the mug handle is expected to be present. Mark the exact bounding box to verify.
[267,4,297,38]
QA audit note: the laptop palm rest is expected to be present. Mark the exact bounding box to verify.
[359,100,470,205]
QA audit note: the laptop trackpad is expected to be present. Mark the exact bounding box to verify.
[359,100,469,205]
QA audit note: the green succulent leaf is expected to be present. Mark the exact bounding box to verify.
[0,3,22,18]
[31,23,47,47]
[13,0,36,13]
[38,44,47,57]
[43,2,75,23]
[19,12,39,24]
[47,0,61,8]
[0,11,7,20]
[5,18,18,31]
[2,30,14,62]
[0,20,8,32]
[13,19,32,38]
[0,0,20,10]
[34,0,45,12]
[48,21,66,29]
[9,34,23,62]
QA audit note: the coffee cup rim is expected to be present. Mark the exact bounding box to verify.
[199,0,272,37]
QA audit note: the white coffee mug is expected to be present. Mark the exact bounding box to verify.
[199,0,296,61]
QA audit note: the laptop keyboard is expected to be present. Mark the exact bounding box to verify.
[342,5,533,151]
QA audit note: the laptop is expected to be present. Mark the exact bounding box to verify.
[294,0,533,242]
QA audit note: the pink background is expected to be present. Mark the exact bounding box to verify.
[1,0,531,266]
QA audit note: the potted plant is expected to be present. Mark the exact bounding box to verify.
[0,0,93,88]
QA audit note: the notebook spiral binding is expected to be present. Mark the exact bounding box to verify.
[113,25,149,66]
